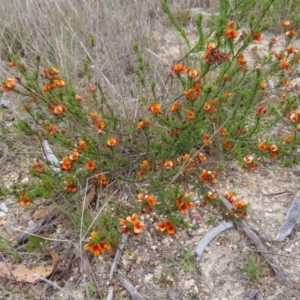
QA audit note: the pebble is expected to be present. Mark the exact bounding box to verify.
[284,248,292,253]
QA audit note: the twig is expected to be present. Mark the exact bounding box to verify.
[32,273,81,300]
[276,189,300,242]
[195,221,234,260]
[218,192,291,287]
[118,270,145,300]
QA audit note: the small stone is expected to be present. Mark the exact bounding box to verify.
[203,288,210,295]
[151,245,157,250]
[284,248,292,253]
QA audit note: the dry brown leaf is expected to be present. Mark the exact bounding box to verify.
[0,249,61,283]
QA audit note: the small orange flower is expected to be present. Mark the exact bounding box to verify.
[233,201,246,208]
[94,172,108,185]
[206,191,217,199]
[256,106,267,116]
[171,63,185,73]
[286,46,297,55]
[184,89,200,101]
[243,155,254,164]
[64,182,77,192]
[285,30,296,38]
[227,21,236,28]
[60,157,73,171]
[252,30,262,41]
[188,69,200,78]
[53,104,67,115]
[138,194,157,206]
[84,231,111,256]
[157,220,176,236]
[268,144,278,152]
[94,116,105,132]
[279,60,290,71]
[43,67,59,79]
[137,120,151,129]
[170,103,182,112]
[1,78,16,92]
[202,134,212,146]
[198,152,207,162]
[199,169,217,184]
[53,78,65,87]
[283,133,293,143]
[140,160,149,168]
[187,109,195,119]
[78,140,87,151]
[19,194,31,206]
[225,28,238,39]
[259,81,267,90]
[237,53,246,65]
[88,84,97,92]
[258,142,268,150]
[48,124,58,136]
[33,161,45,173]
[282,78,290,86]
[290,112,298,123]
[69,150,80,162]
[162,160,175,169]
[9,61,17,67]
[176,194,194,214]
[149,103,161,114]
[75,94,83,101]
[224,191,236,203]
[225,91,232,98]
[207,42,217,52]
[85,161,96,170]
[220,128,229,136]
[120,213,145,234]
[282,20,292,28]
[107,137,119,147]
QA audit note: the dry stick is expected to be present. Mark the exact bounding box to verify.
[118,270,145,300]
[32,273,81,300]
[107,233,129,300]
[217,191,291,287]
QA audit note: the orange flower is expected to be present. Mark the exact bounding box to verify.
[258,142,268,150]
[78,140,87,151]
[285,30,296,38]
[279,60,290,71]
[137,120,151,129]
[107,137,119,147]
[233,201,246,208]
[60,157,72,171]
[198,152,207,162]
[85,161,96,170]
[184,88,200,101]
[33,161,45,173]
[220,128,229,136]
[162,160,175,169]
[88,84,97,92]
[236,53,246,65]
[225,91,232,98]
[64,182,77,192]
[140,160,149,168]
[157,220,176,236]
[176,194,194,214]
[120,213,145,234]
[286,46,297,55]
[9,61,17,67]
[223,140,234,151]
[75,94,83,101]
[149,103,161,114]
[84,231,111,256]
[199,169,218,184]
[170,103,182,112]
[257,106,267,116]
[53,78,65,87]
[206,191,217,199]
[171,63,185,73]
[282,20,292,28]
[224,191,236,203]
[43,67,59,79]
[225,28,238,39]
[19,193,31,206]
[259,81,267,90]
[207,42,217,52]
[290,112,298,123]
[94,172,108,185]
[53,104,67,115]
[187,109,195,119]
[94,116,105,132]
[188,69,200,78]
[1,78,16,92]
[243,155,254,164]
[202,134,212,146]
[227,21,236,28]
[69,150,80,162]
[268,144,278,152]
[283,133,293,143]
[252,30,262,41]
[138,194,157,206]
[282,78,290,86]
[48,124,58,136]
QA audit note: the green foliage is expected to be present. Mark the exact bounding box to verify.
[242,254,268,280]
